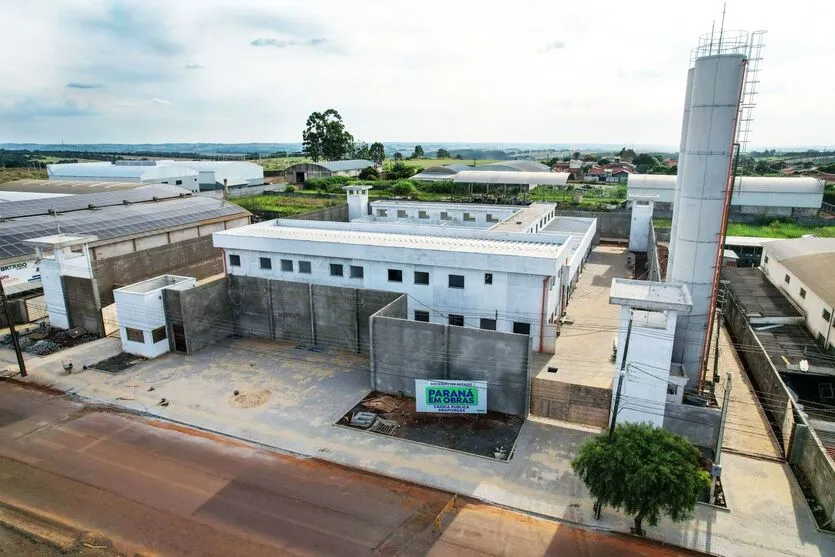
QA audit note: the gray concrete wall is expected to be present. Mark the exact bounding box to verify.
[164,278,234,353]
[93,234,224,306]
[0,299,28,327]
[312,284,357,351]
[647,223,662,282]
[229,275,272,339]
[271,280,313,345]
[663,403,721,450]
[553,209,630,241]
[293,204,349,222]
[61,276,104,336]
[370,314,530,416]
[358,290,405,354]
[792,425,835,526]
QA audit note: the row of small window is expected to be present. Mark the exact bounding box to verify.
[413,310,530,334]
[378,208,500,223]
[229,254,494,287]
[782,272,834,323]
[125,326,166,344]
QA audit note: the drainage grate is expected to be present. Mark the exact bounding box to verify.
[369,418,399,436]
[308,346,327,353]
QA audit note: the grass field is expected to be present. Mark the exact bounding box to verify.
[0,168,48,182]
[256,157,310,171]
[232,193,340,219]
[653,218,835,239]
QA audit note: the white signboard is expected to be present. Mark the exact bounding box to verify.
[415,379,487,414]
[0,259,40,287]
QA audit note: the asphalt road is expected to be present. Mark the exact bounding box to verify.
[0,382,695,556]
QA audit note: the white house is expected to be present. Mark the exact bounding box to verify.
[760,238,835,351]
[212,216,596,353]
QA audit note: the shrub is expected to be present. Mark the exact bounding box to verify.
[358,166,380,180]
[284,185,296,193]
[391,180,415,197]
[387,161,415,180]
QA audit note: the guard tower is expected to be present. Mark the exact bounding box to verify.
[343,185,372,221]
[628,196,656,252]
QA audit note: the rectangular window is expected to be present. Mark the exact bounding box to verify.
[800,288,807,299]
[513,322,531,335]
[480,318,497,330]
[784,274,791,284]
[414,310,430,322]
[259,257,272,270]
[486,213,499,223]
[299,261,312,274]
[549,276,556,290]
[175,179,183,185]
[667,385,678,396]
[463,212,475,222]
[280,259,293,272]
[824,309,833,322]
[350,265,364,278]
[414,271,429,285]
[397,209,407,218]
[440,211,451,220]
[151,326,167,343]
[388,269,402,282]
[448,274,465,289]
[229,254,241,267]
[418,210,429,219]
[764,255,769,264]
[484,273,493,285]
[448,314,464,327]
[377,208,388,217]
[126,327,144,343]
[330,263,343,277]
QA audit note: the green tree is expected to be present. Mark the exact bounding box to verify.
[391,180,415,196]
[412,145,425,159]
[437,148,450,159]
[302,109,354,162]
[754,161,771,174]
[572,151,581,160]
[454,154,463,160]
[598,158,611,165]
[352,142,370,160]
[358,166,380,180]
[369,142,386,164]
[583,153,597,162]
[571,423,709,536]
[619,148,636,162]
[393,152,403,161]
[387,162,415,180]
[632,153,659,167]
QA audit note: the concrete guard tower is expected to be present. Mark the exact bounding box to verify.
[628,196,656,252]
[344,185,372,221]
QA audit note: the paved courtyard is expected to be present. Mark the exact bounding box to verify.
[2,333,835,556]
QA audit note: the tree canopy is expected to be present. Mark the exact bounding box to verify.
[436,148,450,159]
[411,145,425,159]
[358,166,380,180]
[387,161,415,180]
[393,152,403,161]
[571,422,709,536]
[302,109,354,162]
[369,142,385,164]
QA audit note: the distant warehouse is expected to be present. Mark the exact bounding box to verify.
[284,160,377,184]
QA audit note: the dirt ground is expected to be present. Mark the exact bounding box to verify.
[0,526,119,557]
[341,392,524,460]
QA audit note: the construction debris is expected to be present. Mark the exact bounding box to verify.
[369,417,399,436]
[350,411,377,428]
[363,394,400,413]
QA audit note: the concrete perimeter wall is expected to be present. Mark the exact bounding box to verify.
[61,276,104,336]
[553,209,630,241]
[0,299,28,327]
[292,204,349,222]
[163,278,234,354]
[663,403,721,450]
[647,222,662,281]
[93,235,225,306]
[725,288,835,525]
[530,378,612,428]
[370,311,531,416]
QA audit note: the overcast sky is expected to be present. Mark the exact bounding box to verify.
[0,0,832,148]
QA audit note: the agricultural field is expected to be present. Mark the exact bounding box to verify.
[653,218,835,239]
[0,167,47,183]
[232,193,340,220]
[256,157,310,171]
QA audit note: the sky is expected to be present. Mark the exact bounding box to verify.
[0,0,832,148]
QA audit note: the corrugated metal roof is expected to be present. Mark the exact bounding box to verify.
[453,171,569,186]
[627,174,824,193]
[316,159,375,172]
[0,179,145,194]
[47,162,198,179]
[762,238,835,308]
[475,160,551,172]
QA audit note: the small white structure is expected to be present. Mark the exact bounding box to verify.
[344,185,372,221]
[47,162,200,192]
[610,278,693,427]
[760,238,835,351]
[25,235,97,329]
[113,275,196,358]
[156,160,264,189]
[628,198,655,252]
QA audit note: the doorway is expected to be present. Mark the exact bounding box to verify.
[172,323,187,352]
[295,171,305,184]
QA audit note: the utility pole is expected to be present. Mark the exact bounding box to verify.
[595,310,633,519]
[0,279,27,377]
[710,372,732,504]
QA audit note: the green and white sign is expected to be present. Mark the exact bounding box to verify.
[415,380,487,414]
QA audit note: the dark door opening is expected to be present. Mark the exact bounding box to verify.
[295,171,305,183]
[172,324,187,352]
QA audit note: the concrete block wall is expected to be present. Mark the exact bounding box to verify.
[271,280,313,345]
[370,312,531,416]
[312,284,359,352]
[163,278,234,354]
[530,379,612,428]
[229,275,272,339]
[61,276,104,336]
[93,235,225,306]
[553,209,630,241]
[647,223,663,281]
[793,426,835,525]
[292,204,349,222]
[662,403,721,450]
[0,299,28,327]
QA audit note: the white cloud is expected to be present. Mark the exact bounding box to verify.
[148,98,171,105]
[0,0,833,147]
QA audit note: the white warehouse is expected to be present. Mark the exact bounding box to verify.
[213,203,596,354]
[48,161,200,192]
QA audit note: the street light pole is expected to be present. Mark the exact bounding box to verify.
[0,279,27,377]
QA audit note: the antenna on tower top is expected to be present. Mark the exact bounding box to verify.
[718,2,727,52]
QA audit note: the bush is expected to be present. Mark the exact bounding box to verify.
[421,180,454,194]
[358,166,380,180]
[284,185,296,193]
[391,180,415,197]
[387,161,415,180]
[305,176,355,193]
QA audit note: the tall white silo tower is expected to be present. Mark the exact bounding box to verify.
[669,39,749,387]
[666,67,695,275]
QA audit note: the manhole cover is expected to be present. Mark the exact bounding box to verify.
[229,389,272,408]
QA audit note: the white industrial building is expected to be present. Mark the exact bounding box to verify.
[760,238,835,351]
[411,160,556,182]
[46,160,264,192]
[213,190,596,353]
[627,174,824,217]
[48,161,200,192]
[452,170,569,191]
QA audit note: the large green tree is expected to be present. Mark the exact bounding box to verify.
[412,145,425,159]
[571,423,709,536]
[302,109,354,162]
[436,148,450,159]
[369,142,385,164]
[352,142,370,160]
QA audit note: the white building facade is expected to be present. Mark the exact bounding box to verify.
[760,238,835,351]
[213,219,589,353]
[48,162,200,192]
